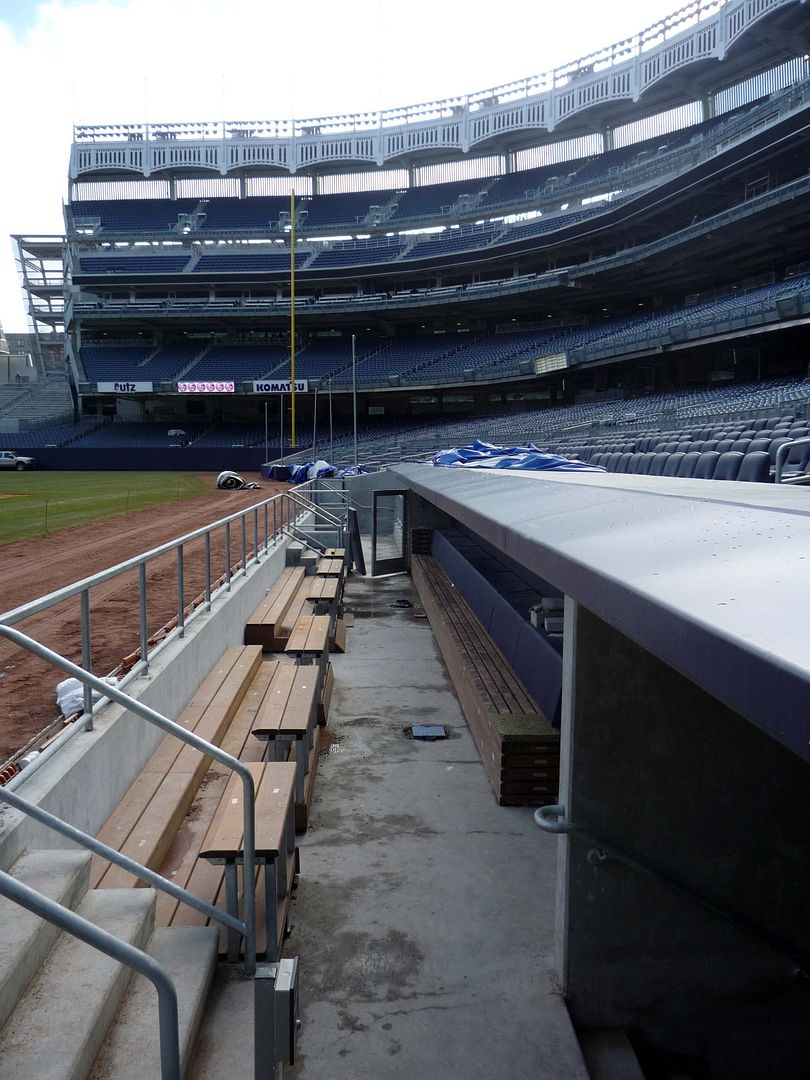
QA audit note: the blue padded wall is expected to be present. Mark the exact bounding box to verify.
[431,528,563,725]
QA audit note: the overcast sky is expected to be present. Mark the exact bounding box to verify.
[1,0,681,333]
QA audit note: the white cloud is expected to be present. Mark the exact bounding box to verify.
[1,0,679,331]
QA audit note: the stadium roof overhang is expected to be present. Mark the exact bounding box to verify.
[390,463,810,764]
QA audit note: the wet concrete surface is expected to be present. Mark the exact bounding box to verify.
[285,573,588,1080]
[188,572,587,1080]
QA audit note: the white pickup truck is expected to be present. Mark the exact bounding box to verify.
[0,450,36,470]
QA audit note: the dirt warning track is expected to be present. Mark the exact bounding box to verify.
[0,475,286,761]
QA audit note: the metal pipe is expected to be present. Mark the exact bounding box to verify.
[204,532,212,610]
[0,493,287,626]
[139,563,149,670]
[176,546,185,638]
[352,334,358,468]
[0,625,258,975]
[0,869,182,1080]
[225,522,232,591]
[254,508,259,565]
[0,785,244,935]
[775,436,810,484]
[241,516,247,577]
[80,590,93,729]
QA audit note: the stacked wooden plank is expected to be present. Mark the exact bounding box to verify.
[412,555,559,806]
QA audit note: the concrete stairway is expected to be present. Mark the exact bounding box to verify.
[0,848,219,1079]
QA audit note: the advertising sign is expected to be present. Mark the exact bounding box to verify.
[97,381,154,393]
[177,381,236,393]
[252,380,309,394]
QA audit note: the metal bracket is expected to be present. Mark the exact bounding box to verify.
[254,957,300,1079]
[533,803,576,833]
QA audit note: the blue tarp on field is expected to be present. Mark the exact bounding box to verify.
[432,440,605,472]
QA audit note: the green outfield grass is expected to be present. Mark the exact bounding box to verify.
[0,472,211,544]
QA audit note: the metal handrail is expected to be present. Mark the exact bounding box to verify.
[283,490,344,529]
[0,869,182,1080]
[774,436,810,483]
[0,626,258,978]
[534,804,809,974]
[0,786,243,936]
[0,480,320,778]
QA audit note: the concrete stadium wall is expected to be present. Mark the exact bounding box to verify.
[0,539,289,870]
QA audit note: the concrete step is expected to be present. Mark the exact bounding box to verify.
[0,887,156,1080]
[0,849,91,1029]
[89,926,219,1079]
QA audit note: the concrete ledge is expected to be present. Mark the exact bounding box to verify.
[0,540,289,871]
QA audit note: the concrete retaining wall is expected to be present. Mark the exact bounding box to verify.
[0,541,288,870]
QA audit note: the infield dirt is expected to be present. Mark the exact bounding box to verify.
[0,474,287,761]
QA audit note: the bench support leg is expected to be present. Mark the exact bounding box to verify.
[224,862,241,963]
[265,861,279,962]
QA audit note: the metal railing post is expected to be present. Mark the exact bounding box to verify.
[0,626,258,975]
[139,563,149,671]
[225,523,232,591]
[254,508,259,565]
[80,590,93,730]
[241,515,247,577]
[176,546,185,638]
[263,503,269,552]
[204,532,212,611]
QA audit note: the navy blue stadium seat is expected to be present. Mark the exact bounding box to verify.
[702,439,719,452]
[747,438,771,454]
[626,453,644,474]
[649,452,670,476]
[693,451,721,479]
[769,437,793,464]
[715,439,735,453]
[662,452,686,476]
[605,452,622,472]
[615,452,633,473]
[712,451,744,481]
[637,452,658,475]
[730,438,751,453]
[677,452,702,478]
[736,451,771,483]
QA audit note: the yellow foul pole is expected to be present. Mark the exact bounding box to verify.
[290,189,296,448]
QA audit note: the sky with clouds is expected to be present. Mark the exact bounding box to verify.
[2,0,681,332]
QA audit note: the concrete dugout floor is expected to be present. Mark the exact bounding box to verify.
[285,572,587,1080]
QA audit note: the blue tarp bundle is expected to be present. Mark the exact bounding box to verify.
[432,439,605,472]
[286,460,370,483]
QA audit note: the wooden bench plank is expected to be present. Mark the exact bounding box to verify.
[412,555,559,808]
[244,567,306,648]
[285,614,329,655]
[97,645,263,888]
[91,644,256,887]
[304,577,339,602]
[316,558,343,577]
[200,762,296,860]
[324,548,345,559]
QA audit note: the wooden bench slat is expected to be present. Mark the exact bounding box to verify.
[92,644,255,887]
[97,645,263,888]
[251,665,316,738]
[200,762,296,860]
[316,558,343,577]
[304,577,339,601]
[244,567,306,647]
[285,614,329,655]
[412,555,558,808]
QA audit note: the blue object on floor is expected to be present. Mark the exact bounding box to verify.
[412,725,447,740]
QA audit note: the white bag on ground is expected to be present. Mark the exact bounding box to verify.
[56,676,119,719]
